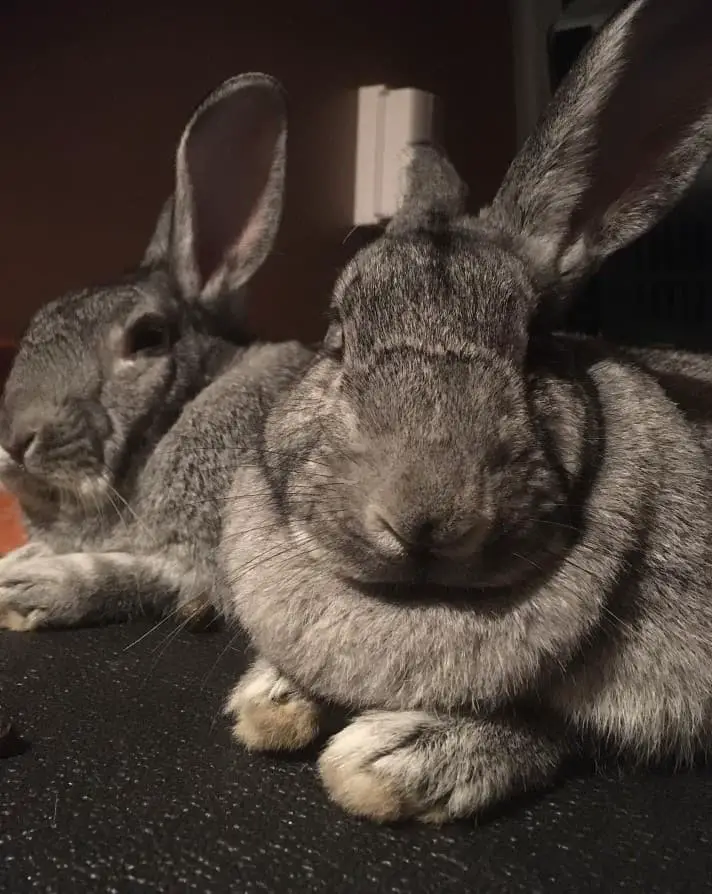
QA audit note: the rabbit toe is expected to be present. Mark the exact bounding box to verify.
[226,663,321,752]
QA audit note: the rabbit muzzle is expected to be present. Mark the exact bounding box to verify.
[0,397,111,495]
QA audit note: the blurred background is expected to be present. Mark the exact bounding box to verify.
[0,0,516,348]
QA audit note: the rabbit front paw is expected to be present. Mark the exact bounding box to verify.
[318,711,447,823]
[0,606,48,631]
[0,549,108,631]
[318,710,557,824]
[0,553,66,630]
[226,658,322,752]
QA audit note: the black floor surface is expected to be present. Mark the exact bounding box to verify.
[2,624,710,893]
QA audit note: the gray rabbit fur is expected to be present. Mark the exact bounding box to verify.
[223,0,712,824]
[0,73,311,631]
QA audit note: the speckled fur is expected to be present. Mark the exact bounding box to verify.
[223,0,712,822]
[0,74,312,630]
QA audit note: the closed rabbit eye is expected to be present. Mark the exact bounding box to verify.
[122,314,174,358]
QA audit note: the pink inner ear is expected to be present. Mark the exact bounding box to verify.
[185,86,283,287]
[232,211,266,270]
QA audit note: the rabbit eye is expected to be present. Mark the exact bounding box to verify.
[123,315,173,358]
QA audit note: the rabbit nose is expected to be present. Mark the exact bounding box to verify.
[373,511,489,558]
[378,515,435,551]
[2,428,38,465]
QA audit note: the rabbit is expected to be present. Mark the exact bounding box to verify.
[0,72,312,633]
[221,0,712,824]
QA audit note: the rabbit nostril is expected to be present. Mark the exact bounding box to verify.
[373,510,489,558]
[374,513,436,552]
[4,430,38,465]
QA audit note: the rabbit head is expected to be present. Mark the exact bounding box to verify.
[0,73,287,517]
[262,0,712,591]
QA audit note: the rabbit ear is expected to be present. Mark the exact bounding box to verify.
[169,73,287,304]
[386,143,468,235]
[484,0,712,297]
[142,197,174,268]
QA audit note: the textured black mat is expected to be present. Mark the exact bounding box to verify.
[1,624,710,893]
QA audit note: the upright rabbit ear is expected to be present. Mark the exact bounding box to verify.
[166,73,287,304]
[386,143,468,235]
[484,0,712,298]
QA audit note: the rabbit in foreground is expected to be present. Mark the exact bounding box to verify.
[0,73,311,632]
[223,0,712,823]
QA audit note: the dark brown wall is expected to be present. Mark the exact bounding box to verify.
[0,0,515,344]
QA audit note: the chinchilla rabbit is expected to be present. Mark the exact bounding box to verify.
[0,73,311,632]
[222,0,712,823]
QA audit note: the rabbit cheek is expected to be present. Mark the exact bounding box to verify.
[269,367,361,542]
[26,413,109,493]
[102,357,174,454]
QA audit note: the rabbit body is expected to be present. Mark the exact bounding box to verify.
[223,0,712,823]
[226,336,712,763]
[0,74,312,631]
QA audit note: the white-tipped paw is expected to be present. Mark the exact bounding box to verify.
[318,712,435,823]
[0,552,67,631]
[226,659,321,752]
[318,711,487,825]
[0,607,47,631]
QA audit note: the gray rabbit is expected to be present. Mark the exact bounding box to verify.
[223,0,712,823]
[0,73,311,631]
